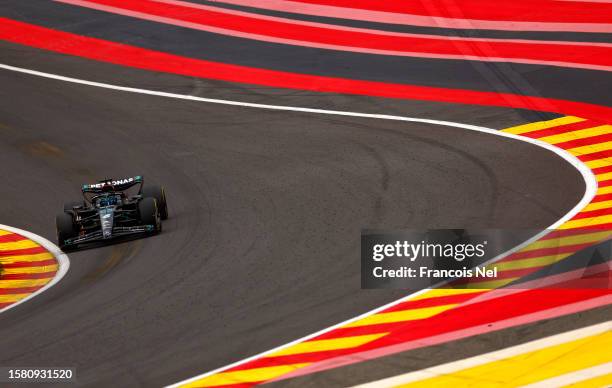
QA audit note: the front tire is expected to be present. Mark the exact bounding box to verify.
[141,185,168,220]
[138,197,161,234]
[56,212,77,250]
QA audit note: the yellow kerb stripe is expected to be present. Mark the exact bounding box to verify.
[0,279,50,288]
[461,278,517,289]
[582,200,612,212]
[584,158,612,170]
[408,288,484,301]
[397,331,612,388]
[503,116,585,135]
[0,230,14,236]
[539,125,610,145]
[490,254,570,272]
[567,141,612,156]
[181,363,310,388]
[2,265,58,274]
[559,214,612,230]
[343,304,458,328]
[268,333,387,357]
[585,158,612,170]
[597,186,612,195]
[0,294,29,303]
[0,252,54,264]
[518,231,610,252]
[596,172,612,182]
[0,239,40,250]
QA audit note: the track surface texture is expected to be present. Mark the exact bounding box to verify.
[0,56,582,386]
[0,0,609,387]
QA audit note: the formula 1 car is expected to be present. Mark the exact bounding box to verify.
[56,176,168,250]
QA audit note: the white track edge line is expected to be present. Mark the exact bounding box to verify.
[0,223,70,314]
[352,321,612,387]
[0,63,596,386]
[519,361,612,388]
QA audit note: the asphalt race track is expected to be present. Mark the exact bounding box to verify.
[0,51,584,386]
[0,1,610,387]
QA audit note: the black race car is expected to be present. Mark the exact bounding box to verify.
[56,176,168,250]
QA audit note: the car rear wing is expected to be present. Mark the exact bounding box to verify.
[82,176,144,194]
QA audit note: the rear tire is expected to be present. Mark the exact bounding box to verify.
[141,185,168,220]
[138,197,161,234]
[56,212,77,250]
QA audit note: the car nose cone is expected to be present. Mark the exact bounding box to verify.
[100,208,114,239]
